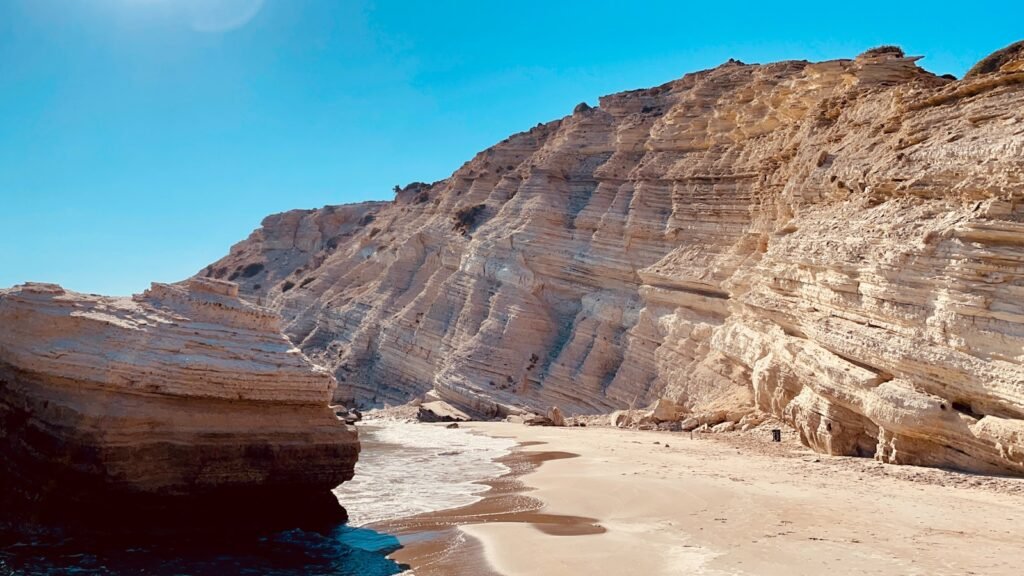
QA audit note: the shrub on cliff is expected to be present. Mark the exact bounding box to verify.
[861,45,905,58]
[452,204,487,236]
[965,40,1024,78]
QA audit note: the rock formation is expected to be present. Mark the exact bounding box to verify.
[0,278,359,524]
[202,44,1024,476]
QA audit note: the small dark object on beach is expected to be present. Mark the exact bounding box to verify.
[772,429,782,442]
[331,406,362,425]
[446,423,460,429]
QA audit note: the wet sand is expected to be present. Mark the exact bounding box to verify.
[385,422,1024,576]
[371,442,602,575]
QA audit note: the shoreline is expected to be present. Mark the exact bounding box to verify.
[385,422,1024,576]
[370,438,601,575]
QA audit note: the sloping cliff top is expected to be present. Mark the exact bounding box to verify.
[0,278,336,403]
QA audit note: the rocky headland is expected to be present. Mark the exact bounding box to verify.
[0,278,359,526]
[202,42,1024,477]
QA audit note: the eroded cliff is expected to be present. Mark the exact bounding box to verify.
[204,45,1024,475]
[0,278,359,522]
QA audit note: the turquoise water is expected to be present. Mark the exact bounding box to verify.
[0,523,407,576]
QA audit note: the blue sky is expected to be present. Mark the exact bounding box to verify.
[2,0,1021,295]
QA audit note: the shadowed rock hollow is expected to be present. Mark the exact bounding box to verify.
[204,44,1024,476]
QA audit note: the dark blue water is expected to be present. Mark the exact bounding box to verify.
[0,522,408,576]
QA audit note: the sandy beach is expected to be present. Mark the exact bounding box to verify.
[403,422,1024,576]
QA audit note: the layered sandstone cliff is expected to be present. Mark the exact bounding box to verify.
[0,278,358,522]
[204,45,1024,476]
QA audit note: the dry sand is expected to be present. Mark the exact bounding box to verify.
[446,422,1024,576]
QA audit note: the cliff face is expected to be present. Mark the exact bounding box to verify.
[204,45,1024,475]
[0,278,359,521]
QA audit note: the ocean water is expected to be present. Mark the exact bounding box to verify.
[0,421,515,575]
[335,421,517,526]
[0,525,407,576]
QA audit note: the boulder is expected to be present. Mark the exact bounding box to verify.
[417,400,471,423]
[679,417,701,432]
[332,405,363,425]
[610,410,634,428]
[651,398,682,423]
[547,406,566,427]
[636,412,657,428]
[523,414,554,426]
[712,421,736,433]
[739,412,767,428]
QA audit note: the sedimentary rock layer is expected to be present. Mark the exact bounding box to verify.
[204,44,1024,475]
[0,279,358,520]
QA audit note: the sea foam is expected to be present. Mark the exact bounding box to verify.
[333,421,516,526]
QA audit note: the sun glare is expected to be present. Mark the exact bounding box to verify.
[123,0,265,32]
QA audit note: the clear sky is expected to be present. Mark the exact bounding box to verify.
[2,1,1021,295]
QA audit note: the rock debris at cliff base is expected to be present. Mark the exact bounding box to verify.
[203,43,1024,476]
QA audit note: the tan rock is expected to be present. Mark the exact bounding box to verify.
[651,398,683,423]
[547,406,566,427]
[679,417,701,432]
[417,400,471,422]
[738,412,767,428]
[610,410,634,428]
[712,422,736,433]
[0,280,358,521]
[523,414,554,426]
[201,43,1024,476]
[636,411,657,428]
